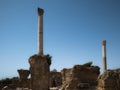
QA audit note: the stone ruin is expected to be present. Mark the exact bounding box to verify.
[3,67,119,90]
[29,54,51,90]
[96,40,120,90]
[17,69,30,88]
[49,70,62,88]
[97,69,120,90]
[60,64,100,90]
[1,7,120,90]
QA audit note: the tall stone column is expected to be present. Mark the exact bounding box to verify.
[29,8,51,90]
[38,8,44,55]
[102,40,107,73]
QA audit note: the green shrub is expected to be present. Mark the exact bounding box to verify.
[83,61,93,67]
[0,78,12,85]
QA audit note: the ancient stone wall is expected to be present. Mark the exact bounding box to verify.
[49,71,62,87]
[97,69,120,90]
[61,68,72,84]
[60,65,100,90]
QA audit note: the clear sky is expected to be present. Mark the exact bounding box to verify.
[0,0,120,79]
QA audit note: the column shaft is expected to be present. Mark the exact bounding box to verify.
[102,40,107,73]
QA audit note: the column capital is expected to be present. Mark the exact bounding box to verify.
[102,40,106,45]
[38,8,44,16]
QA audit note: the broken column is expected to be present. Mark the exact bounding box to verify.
[17,69,30,88]
[102,40,107,73]
[29,8,51,90]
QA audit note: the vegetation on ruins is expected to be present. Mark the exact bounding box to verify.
[0,77,18,85]
[51,69,57,72]
[82,61,93,67]
[45,54,52,65]
[0,78,15,87]
[0,78,12,85]
[0,77,19,89]
[29,54,52,65]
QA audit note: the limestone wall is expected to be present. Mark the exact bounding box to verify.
[97,69,120,90]
[61,68,72,84]
[49,71,62,87]
[60,65,100,90]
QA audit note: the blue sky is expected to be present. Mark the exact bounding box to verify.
[0,0,120,78]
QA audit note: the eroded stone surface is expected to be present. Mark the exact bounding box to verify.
[60,65,100,90]
[17,69,30,88]
[97,69,120,90]
[49,71,62,87]
[29,54,51,90]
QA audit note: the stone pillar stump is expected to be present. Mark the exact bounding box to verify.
[17,69,30,88]
[29,54,51,90]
